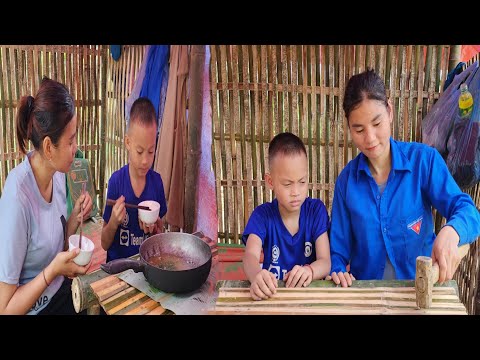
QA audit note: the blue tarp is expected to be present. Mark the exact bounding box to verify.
[139,45,170,123]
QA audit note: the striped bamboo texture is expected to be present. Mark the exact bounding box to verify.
[211,283,467,315]
[103,45,147,211]
[0,45,106,206]
[210,45,451,245]
[89,274,173,315]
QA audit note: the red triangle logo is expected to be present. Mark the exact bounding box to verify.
[410,219,422,235]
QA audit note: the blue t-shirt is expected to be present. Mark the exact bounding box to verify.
[330,138,480,280]
[103,164,167,261]
[242,197,329,281]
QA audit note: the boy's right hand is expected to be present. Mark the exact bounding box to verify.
[250,269,278,301]
[110,195,126,227]
[330,271,356,287]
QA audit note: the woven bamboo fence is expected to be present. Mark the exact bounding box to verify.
[210,45,480,314]
[210,45,452,244]
[103,45,147,208]
[0,45,107,208]
[0,45,148,214]
[0,44,479,314]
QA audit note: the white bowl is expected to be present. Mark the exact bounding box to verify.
[68,234,94,266]
[138,200,160,225]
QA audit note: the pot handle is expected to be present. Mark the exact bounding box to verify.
[101,258,144,274]
[192,230,204,238]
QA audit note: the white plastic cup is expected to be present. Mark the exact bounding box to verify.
[138,200,160,225]
[68,234,94,266]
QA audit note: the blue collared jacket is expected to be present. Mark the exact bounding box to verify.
[330,138,480,280]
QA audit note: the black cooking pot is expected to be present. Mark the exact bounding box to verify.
[101,232,212,293]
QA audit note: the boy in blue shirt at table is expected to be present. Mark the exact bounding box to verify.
[101,97,167,262]
[242,132,331,300]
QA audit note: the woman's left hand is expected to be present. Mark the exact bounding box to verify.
[73,191,93,224]
[431,225,461,283]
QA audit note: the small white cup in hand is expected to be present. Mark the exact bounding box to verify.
[138,200,160,225]
[68,234,94,266]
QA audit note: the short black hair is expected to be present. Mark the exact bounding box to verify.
[129,97,157,129]
[268,132,307,165]
[343,68,388,120]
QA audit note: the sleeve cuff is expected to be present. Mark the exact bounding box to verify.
[330,262,347,275]
[443,221,467,246]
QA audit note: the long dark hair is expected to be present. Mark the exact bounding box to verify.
[16,77,75,154]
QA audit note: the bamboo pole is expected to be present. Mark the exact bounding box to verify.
[231,45,241,242]
[448,45,462,73]
[184,45,205,234]
[241,46,253,224]
[99,46,108,214]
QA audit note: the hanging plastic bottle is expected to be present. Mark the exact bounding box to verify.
[459,82,474,118]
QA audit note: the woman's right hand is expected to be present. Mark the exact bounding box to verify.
[330,271,356,287]
[249,269,278,301]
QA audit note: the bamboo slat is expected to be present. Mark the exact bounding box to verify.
[2,47,13,175]
[89,275,172,315]
[291,45,298,136]
[211,282,467,315]
[308,46,316,198]
[237,46,247,227]
[219,46,234,244]
[398,45,407,142]
[211,46,224,238]
[0,47,7,186]
[241,45,253,221]
[260,45,269,205]
[231,46,241,244]
[251,45,263,210]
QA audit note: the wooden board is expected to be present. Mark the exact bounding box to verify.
[89,274,174,315]
[210,280,468,315]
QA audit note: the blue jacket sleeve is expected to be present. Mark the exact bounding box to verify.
[329,175,352,274]
[424,148,480,245]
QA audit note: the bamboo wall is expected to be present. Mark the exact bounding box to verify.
[0,45,148,214]
[0,44,478,314]
[103,45,148,208]
[210,45,451,244]
[0,45,107,207]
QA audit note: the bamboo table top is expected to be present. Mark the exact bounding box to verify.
[89,274,173,315]
[210,280,468,315]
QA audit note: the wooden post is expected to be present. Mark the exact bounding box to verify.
[98,45,108,214]
[71,267,111,313]
[184,45,205,233]
[448,45,462,73]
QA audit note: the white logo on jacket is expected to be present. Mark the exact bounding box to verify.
[272,245,280,263]
[304,242,312,257]
[122,212,129,227]
[120,228,129,246]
